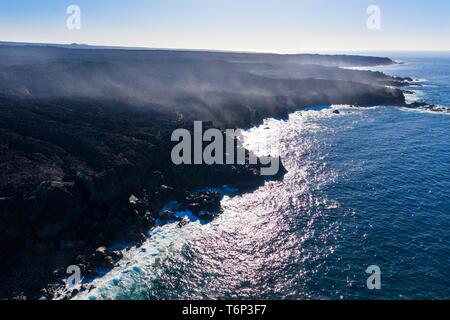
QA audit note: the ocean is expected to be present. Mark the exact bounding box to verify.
[74,53,450,300]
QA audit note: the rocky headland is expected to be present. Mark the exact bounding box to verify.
[0,44,424,299]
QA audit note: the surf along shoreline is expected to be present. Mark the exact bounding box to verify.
[0,46,432,299]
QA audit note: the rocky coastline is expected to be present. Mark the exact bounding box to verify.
[0,44,433,299]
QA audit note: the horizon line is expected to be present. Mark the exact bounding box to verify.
[1,40,450,55]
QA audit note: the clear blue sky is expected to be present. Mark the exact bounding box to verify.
[1,0,449,52]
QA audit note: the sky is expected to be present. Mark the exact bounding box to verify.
[0,0,449,52]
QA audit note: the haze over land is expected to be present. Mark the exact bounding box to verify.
[0,0,449,302]
[0,44,406,127]
[0,43,410,298]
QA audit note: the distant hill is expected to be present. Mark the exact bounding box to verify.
[0,43,406,299]
[0,41,397,67]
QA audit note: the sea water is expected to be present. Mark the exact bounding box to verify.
[75,53,450,300]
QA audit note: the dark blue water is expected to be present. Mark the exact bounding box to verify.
[360,52,450,107]
[75,54,450,300]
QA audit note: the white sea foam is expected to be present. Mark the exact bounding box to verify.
[71,219,205,300]
[67,105,359,300]
[70,188,239,300]
[411,78,428,83]
[404,90,425,104]
[401,105,450,116]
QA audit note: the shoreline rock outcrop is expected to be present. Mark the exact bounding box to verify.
[0,45,415,299]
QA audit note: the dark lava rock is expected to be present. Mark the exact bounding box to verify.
[0,45,412,299]
[188,203,201,214]
[103,256,115,269]
[91,247,108,263]
[136,233,147,246]
[406,101,428,108]
[160,209,175,220]
[182,190,222,214]
[179,190,223,220]
[178,220,190,228]
[110,251,123,261]
[81,284,96,293]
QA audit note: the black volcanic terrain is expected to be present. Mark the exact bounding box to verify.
[0,44,410,298]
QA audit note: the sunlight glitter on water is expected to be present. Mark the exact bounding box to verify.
[73,105,349,300]
[70,55,450,300]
